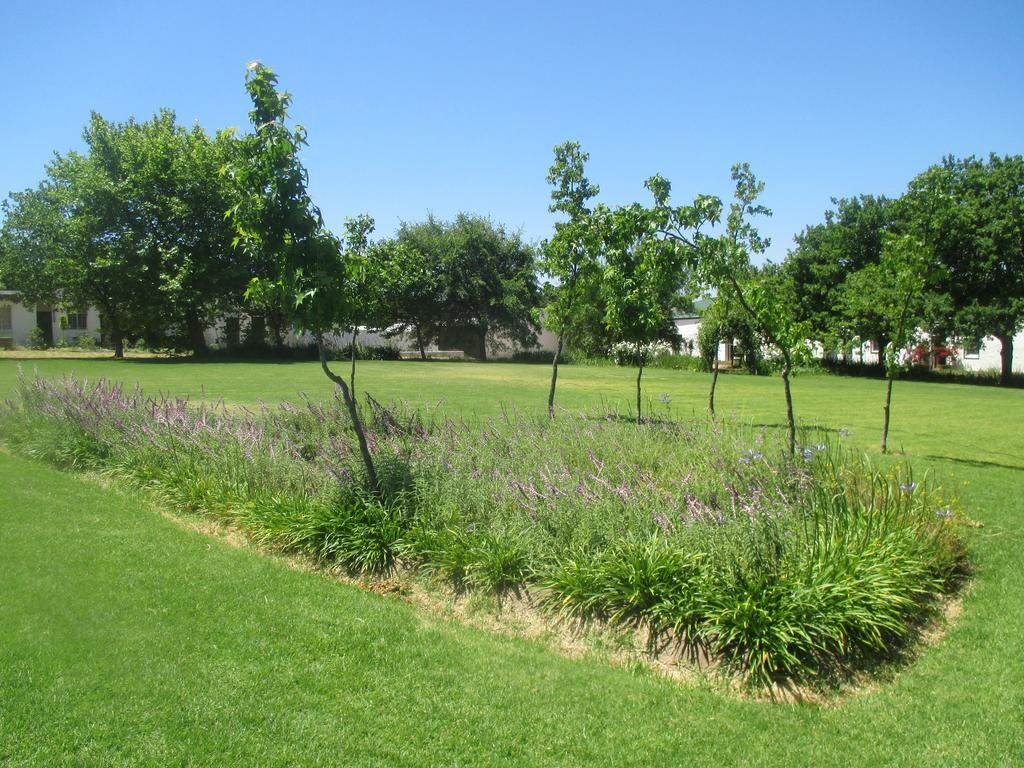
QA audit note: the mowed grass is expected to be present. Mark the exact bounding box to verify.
[1,356,1023,765]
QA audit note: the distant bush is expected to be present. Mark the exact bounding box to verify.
[649,354,705,372]
[610,340,674,366]
[25,327,49,350]
[507,349,556,364]
[821,359,1024,388]
[1,374,970,689]
[334,342,403,361]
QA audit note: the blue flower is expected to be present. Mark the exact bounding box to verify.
[900,482,917,493]
[739,448,763,465]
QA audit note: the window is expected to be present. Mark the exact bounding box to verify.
[0,305,11,333]
[965,346,980,360]
[66,310,88,331]
[869,339,880,354]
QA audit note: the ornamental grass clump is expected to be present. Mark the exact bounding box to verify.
[1,374,969,688]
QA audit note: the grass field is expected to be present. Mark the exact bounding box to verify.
[1,354,1023,765]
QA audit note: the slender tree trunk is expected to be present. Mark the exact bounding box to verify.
[781,357,795,455]
[708,334,720,418]
[350,326,359,397]
[548,333,564,418]
[636,342,643,425]
[997,333,1014,386]
[476,326,488,361]
[318,340,380,497]
[416,326,426,360]
[109,316,124,360]
[881,372,895,454]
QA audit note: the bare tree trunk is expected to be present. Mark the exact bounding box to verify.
[350,326,358,397]
[109,316,124,360]
[318,340,380,497]
[636,342,643,425]
[416,327,426,360]
[782,357,795,455]
[881,372,895,454]
[708,336,720,418]
[548,333,564,418]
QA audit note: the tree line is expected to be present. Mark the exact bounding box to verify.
[0,114,540,360]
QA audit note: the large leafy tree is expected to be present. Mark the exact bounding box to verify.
[226,62,380,494]
[0,110,242,357]
[386,214,540,360]
[785,195,901,357]
[441,214,540,360]
[905,154,1024,384]
[386,217,448,358]
[541,140,601,415]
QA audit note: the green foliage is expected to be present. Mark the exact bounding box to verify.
[24,327,49,350]
[904,153,1024,382]
[385,214,541,360]
[541,142,602,340]
[696,291,762,374]
[785,195,903,348]
[0,110,241,357]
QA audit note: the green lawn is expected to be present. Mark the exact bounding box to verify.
[1,355,1023,765]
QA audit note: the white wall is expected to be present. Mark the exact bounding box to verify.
[0,294,102,347]
[954,331,1024,373]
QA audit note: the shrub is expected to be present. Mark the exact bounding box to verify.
[610,340,674,366]
[25,327,49,350]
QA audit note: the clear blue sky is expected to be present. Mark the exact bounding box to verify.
[3,0,1022,262]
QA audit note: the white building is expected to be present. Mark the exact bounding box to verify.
[0,290,102,349]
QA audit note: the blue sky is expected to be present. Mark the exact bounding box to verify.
[3,0,1022,262]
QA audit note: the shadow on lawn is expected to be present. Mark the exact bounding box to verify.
[923,455,1024,473]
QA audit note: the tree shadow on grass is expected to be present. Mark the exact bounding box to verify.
[922,455,1024,473]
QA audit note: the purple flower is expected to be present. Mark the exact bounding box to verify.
[935,507,953,520]
[900,482,917,493]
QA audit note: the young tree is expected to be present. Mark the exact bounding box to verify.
[598,201,688,424]
[696,285,761,416]
[227,62,380,494]
[840,234,931,453]
[340,213,378,397]
[702,164,807,455]
[905,154,1024,384]
[541,140,601,416]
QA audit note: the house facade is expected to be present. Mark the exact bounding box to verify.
[0,291,102,349]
